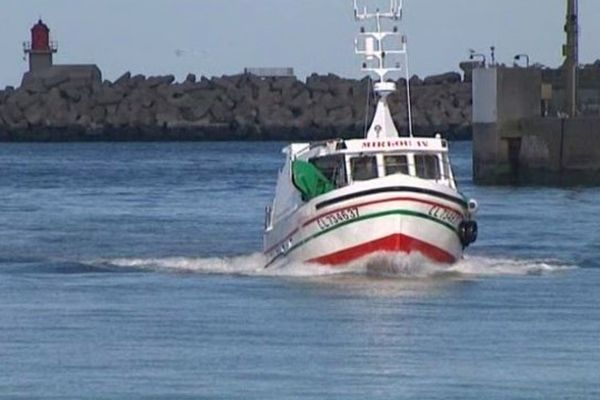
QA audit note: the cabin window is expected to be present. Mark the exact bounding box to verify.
[384,155,409,176]
[351,156,378,181]
[414,154,441,180]
[442,154,451,181]
[310,155,347,188]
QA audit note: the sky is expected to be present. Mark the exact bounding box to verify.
[1,0,600,87]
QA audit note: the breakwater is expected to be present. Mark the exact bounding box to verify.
[0,70,472,141]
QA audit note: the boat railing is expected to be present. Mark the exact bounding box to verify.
[292,139,345,160]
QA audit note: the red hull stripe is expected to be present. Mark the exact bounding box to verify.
[308,233,456,265]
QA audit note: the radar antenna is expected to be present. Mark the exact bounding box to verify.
[354,0,413,138]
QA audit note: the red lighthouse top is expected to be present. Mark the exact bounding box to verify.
[31,19,50,51]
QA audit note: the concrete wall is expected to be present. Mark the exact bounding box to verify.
[517,118,562,172]
[563,118,600,169]
[473,68,497,123]
[496,68,541,122]
[475,115,600,185]
[472,122,505,182]
[29,53,53,73]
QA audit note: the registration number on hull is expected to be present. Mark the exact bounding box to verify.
[316,207,360,230]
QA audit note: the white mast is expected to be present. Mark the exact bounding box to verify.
[354,0,413,138]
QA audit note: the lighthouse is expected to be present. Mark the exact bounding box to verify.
[23,19,58,73]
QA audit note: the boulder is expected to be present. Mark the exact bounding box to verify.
[90,106,107,124]
[20,77,46,95]
[261,106,294,128]
[281,81,306,104]
[196,76,215,90]
[71,97,95,116]
[213,75,239,92]
[306,74,331,93]
[183,101,212,121]
[130,106,156,126]
[22,101,45,126]
[327,105,354,125]
[423,72,462,86]
[9,89,38,110]
[0,107,8,126]
[96,88,124,106]
[168,93,196,109]
[178,81,207,95]
[113,72,132,87]
[145,75,175,89]
[60,86,83,102]
[110,103,131,126]
[288,90,311,109]
[321,92,346,111]
[3,102,24,125]
[75,114,92,127]
[156,83,177,99]
[155,102,182,127]
[409,75,423,86]
[130,74,147,88]
[270,77,297,92]
[208,98,232,122]
[185,73,197,84]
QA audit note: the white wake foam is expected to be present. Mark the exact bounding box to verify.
[105,253,267,275]
[449,255,575,277]
[98,251,575,279]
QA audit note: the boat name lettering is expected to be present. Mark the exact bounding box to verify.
[316,207,360,230]
[428,206,461,225]
[362,140,429,149]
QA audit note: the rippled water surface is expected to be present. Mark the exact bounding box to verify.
[0,142,599,399]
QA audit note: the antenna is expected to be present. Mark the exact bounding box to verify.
[354,0,403,21]
[354,0,413,137]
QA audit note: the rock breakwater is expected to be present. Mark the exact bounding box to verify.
[0,69,472,141]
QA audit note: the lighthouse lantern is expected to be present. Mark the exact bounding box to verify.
[23,19,58,72]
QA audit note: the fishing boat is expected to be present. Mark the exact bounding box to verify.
[263,0,478,269]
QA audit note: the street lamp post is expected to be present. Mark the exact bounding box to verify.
[469,49,486,67]
[514,54,530,68]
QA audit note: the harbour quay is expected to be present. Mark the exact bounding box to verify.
[472,0,600,185]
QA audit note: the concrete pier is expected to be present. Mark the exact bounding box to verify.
[472,66,600,185]
[472,0,600,186]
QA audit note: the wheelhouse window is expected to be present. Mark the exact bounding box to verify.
[414,154,441,180]
[384,155,409,176]
[351,156,378,181]
[442,154,451,182]
[309,155,347,188]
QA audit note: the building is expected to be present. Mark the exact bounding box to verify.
[21,19,102,86]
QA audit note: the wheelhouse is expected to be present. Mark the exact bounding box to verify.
[308,147,457,190]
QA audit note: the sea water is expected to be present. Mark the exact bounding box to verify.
[0,142,598,399]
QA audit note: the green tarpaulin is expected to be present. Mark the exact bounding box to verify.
[292,160,335,201]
